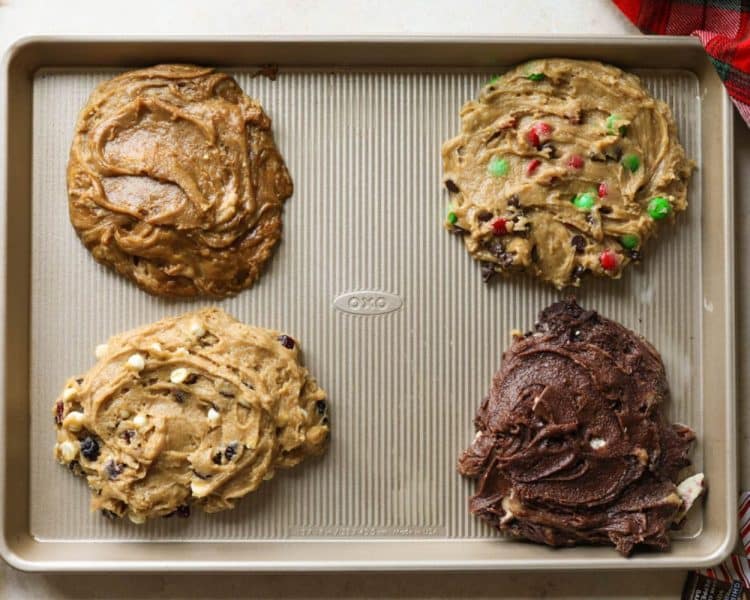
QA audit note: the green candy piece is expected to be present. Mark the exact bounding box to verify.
[447,211,458,225]
[647,196,672,220]
[606,114,628,136]
[486,74,501,86]
[621,154,641,172]
[572,192,596,212]
[487,157,509,177]
[620,234,639,250]
[527,72,545,81]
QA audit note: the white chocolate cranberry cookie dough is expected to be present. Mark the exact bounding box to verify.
[442,59,694,288]
[53,308,329,522]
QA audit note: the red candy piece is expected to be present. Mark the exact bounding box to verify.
[599,249,618,271]
[598,182,608,198]
[492,218,509,236]
[567,154,584,169]
[526,159,541,175]
[526,121,553,148]
[533,121,553,137]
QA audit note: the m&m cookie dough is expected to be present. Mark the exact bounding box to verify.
[53,308,329,523]
[441,59,693,288]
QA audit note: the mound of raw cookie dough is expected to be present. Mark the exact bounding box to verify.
[442,59,693,288]
[53,308,329,522]
[457,299,703,556]
[67,64,292,298]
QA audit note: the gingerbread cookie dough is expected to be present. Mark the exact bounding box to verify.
[457,299,703,556]
[67,65,292,297]
[53,308,329,522]
[442,59,693,288]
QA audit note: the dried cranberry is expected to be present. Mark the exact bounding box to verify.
[54,401,64,425]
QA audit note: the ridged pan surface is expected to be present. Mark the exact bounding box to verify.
[29,67,703,543]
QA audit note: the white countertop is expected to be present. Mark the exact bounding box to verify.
[0,1,745,597]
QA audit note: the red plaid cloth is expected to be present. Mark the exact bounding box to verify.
[613,0,750,125]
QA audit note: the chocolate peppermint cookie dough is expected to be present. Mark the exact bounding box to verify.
[457,300,703,556]
[67,65,292,297]
[53,308,329,522]
[442,59,693,288]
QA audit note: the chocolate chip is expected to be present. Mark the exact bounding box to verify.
[105,459,123,480]
[480,262,496,282]
[605,146,623,161]
[278,335,295,349]
[571,265,587,281]
[541,142,558,159]
[570,235,586,254]
[225,443,237,461]
[485,240,513,266]
[176,504,191,518]
[173,390,187,403]
[75,378,84,385]
[507,194,521,208]
[54,401,64,425]
[629,250,642,262]
[212,451,223,465]
[101,509,119,520]
[445,179,459,193]
[315,400,327,415]
[80,436,100,461]
[477,211,493,222]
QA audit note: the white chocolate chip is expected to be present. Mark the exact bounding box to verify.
[170,368,189,384]
[190,479,211,497]
[62,386,77,401]
[207,408,221,427]
[674,473,705,523]
[132,414,147,428]
[589,438,606,450]
[128,513,146,524]
[59,440,78,462]
[500,495,515,524]
[149,342,162,353]
[95,344,108,359]
[189,320,206,338]
[62,411,85,432]
[127,353,145,371]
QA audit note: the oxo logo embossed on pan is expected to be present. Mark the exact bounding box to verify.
[333,291,403,315]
